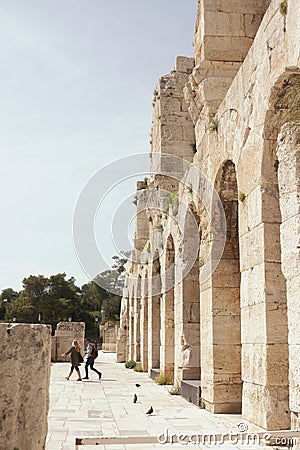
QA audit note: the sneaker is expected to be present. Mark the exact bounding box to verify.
[82,377,89,379]
[65,377,69,380]
[98,372,102,380]
[76,378,82,381]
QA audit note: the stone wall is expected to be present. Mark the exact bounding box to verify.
[0,323,51,450]
[101,322,118,352]
[51,321,85,362]
[118,0,300,432]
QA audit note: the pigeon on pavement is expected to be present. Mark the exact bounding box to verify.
[135,383,141,388]
[133,393,138,403]
[146,406,153,415]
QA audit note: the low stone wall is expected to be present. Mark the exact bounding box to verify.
[101,322,118,353]
[51,321,85,362]
[0,322,51,450]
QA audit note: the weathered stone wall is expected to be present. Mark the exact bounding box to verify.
[101,322,118,352]
[51,321,85,362]
[0,323,51,450]
[117,0,300,432]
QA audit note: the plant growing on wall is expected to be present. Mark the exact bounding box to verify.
[279,0,287,15]
[209,119,219,132]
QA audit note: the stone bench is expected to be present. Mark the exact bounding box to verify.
[180,379,201,406]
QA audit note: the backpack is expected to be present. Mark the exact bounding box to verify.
[91,346,98,360]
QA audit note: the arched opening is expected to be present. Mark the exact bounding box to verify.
[201,160,242,414]
[160,235,175,383]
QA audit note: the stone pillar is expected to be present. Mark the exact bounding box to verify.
[201,160,242,414]
[140,276,148,371]
[160,236,175,382]
[239,144,290,429]
[148,262,161,371]
[133,294,141,362]
[160,288,175,382]
[277,123,300,430]
[176,261,201,382]
[116,294,129,363]
[128,296,135,361]
[0,323,51,450]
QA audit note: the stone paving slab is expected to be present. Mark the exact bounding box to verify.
[46,352,282,450]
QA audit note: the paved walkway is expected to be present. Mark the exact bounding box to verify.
[46,352,280,450]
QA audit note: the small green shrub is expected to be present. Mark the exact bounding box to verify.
[125,360,136,369]
[169,385,180,395]
[239,192,246,202]
[209,119,218,132]
[154,373,173,385]
[279,0,287,16]
[146,242,151,253]
[199,398,206,409]
[134,363,143,372]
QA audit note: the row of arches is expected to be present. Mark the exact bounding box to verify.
[118,72,299,430]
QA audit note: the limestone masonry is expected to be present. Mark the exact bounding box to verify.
[117,0,300,432]
[0,323,51,450]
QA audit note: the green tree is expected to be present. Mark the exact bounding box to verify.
[0,288,19,320]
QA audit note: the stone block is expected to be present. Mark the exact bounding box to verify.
[204,11,245,37]
[212,287,240,315]
[0,323,51,450]
[242,381,290,429]
[202,35,254,62]
[213,315,241,345]
[175,56,194,74]
[212,258,240,288]
[213,343,241,374]
[242,343,267,384]
[289,345,300,413]
[240,264,265,308]
[203,0,267,15]
[245,14,263,37]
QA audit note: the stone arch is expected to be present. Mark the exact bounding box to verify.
[200,159,242,414]
[148,255,161,374]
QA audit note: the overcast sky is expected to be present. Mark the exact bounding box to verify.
[0,0,197,292]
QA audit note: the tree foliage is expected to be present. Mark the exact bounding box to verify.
[0,254,128,339]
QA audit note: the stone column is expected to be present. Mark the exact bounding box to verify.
[176,261,201,382]
[277,123,300,431]
[1,323,51,450]
[133,293,141,362]
[240,143,290,429]
[140,276,148,371]
[147,263,161,371]
[116,293,129,363]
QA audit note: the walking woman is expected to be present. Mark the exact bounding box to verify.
[61,339,83,381]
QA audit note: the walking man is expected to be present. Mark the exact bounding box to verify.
[83,338,102,380]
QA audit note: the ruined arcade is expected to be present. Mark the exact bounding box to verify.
[117,0,300,432]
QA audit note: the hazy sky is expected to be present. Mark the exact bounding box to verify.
[0,0,197,292]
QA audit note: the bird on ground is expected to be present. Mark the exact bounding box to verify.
[133,393,137,403]
[135,383,141,388]
[146,406,153,415]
